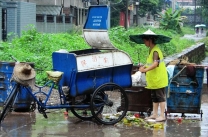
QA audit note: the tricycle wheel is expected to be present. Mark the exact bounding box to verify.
[71,108,93,120]
[71,95,103,120]
[90,83,128,125]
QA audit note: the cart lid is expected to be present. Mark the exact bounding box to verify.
[83,5,116,50]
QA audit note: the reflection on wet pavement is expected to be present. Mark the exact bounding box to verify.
[0,102,208,137]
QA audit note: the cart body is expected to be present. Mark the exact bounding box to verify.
[52,49,133,97]
[167,65,204,115]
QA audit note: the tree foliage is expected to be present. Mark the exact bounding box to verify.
[110,0,162,27]
[138,0,159,17]
[201,3,208,24]
[157,8,187,34]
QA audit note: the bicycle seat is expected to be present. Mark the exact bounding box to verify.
[46,71,63,82]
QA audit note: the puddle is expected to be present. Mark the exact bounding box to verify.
[0,103,208,137]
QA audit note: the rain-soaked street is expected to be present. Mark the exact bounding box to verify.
[0,93,208,137]
[1,34,207,137]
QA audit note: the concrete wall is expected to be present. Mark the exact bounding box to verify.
[36,14,74,33]
[17,2,36,36]
[5,1,35,40]
[6,2,18,40]
[36,22,74,33]
[164,43,206,65]
[4,0,85,8]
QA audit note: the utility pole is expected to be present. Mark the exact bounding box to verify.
[194,0,196,26]
[125,0,128,30]
[135,1,139,26]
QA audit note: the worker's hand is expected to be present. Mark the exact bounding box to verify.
[139,66,146,73]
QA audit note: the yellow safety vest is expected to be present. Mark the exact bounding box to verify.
[145,45,168,89]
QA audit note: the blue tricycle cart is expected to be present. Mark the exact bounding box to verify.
[0,5,133,125]
[52,5,133,125]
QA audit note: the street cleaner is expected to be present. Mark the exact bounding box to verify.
[129,29,171,122]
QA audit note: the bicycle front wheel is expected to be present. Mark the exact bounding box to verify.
[0,84,19,124]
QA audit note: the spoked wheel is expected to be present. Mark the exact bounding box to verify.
[71,108,93,120]
[71,95,103,120]
[90,83,128,125]
[0,84,19,123]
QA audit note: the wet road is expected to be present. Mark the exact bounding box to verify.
[1,33,208,137]
[182,32,206,42]
[0,97,208,137]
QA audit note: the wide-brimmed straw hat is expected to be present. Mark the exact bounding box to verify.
[13,63,36,81]
[129,29,171,44]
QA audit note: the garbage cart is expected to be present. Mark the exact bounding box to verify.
[51,5,133,125]
[166,65,204,118]
[0,61,35,112]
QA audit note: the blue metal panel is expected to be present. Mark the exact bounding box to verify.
[0,62,15,106]
[112,65,132,87]
[52,52,78,97]
[166,66,204,114]
[83,5,110,30]
[0,62,34,111]
[14,86,34,111]
[75,65,132,96]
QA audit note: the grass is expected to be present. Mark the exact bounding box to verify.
[181,26,195,35]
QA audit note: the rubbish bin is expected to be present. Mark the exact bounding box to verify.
[0,61,35,112]
[120,65,152,115]
[166,65,204,118]
[125,87,152,115]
